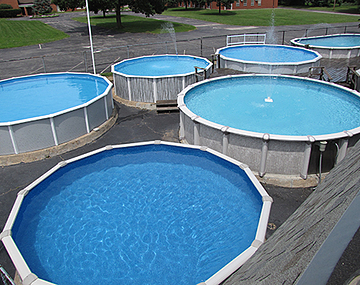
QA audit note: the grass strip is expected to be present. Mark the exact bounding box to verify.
[0,19,69,49]
[162,7,359,26]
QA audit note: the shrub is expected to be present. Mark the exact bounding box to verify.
[0,9,21,17]
[0,4,13,9]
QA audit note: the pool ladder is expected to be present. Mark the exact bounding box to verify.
[0,265,16,285]
[194,66,207,82]
[345,66,360,90]
[308,66,332,82]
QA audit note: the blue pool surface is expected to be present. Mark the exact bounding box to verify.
[0,73,109,123]
[296,34,360,47]
[184,76,360,136]
[113,55,210,77]
[12,145,262,285]
[218,45,319,63]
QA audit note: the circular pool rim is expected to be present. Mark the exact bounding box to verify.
[0,72,113,155]
[290,34,360,58]
[177,74,360,178]
[0,141,272,285]
[215,44,322,74]
[178,74,360,142]
[0,72,113,126]
[111,54,213,79]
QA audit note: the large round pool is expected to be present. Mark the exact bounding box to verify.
[215,45,322,74]
[112,55,212,103]
[178,74,360,178]
[291,34,360,59]
[1,141,272,285]
[0,73,113,155]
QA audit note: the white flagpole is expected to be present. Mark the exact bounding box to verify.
[85,0,96,74]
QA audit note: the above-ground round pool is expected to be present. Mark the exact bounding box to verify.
[1,141,272,285]
[215,45,322,74]
[291,34,360,59]
[178,75,360,178]
[112,55,212,103]
[0,73,113,155]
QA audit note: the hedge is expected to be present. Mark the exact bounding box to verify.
[0,4,13,9]
[0,9,21,17]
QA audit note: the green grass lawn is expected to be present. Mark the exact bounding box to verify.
[0,18,69,49]
[163,7,360,26]
[1,6,359,49]
[73,14,196,33]
[289,4,360,14]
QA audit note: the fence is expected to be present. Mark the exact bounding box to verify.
[0,23,359,80]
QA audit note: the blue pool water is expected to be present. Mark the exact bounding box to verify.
[0,73,109,123]
[184,75,360,136]
[12,145,262,285]
[113,55,210,76]
[218,45,319,63]
[296,34,360,47]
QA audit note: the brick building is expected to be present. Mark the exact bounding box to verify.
[180,0,278,10]
[0,0,57,16]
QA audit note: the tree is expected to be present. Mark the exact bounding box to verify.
[215,0,232,13]
[114,0,128,28]
[89,0,114,16]
[114,0,166,28]
[34,0,53,14]
[129,0,165,16]
[52,0,84,11]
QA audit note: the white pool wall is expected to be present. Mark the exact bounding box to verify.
[215,45,322,74]
[290,34,360,59]
[0,73,113,156]
[178,74,360,179]
[0,141,272,285]
[111,55,213,103]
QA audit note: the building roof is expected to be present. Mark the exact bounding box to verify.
[18,0,33,5]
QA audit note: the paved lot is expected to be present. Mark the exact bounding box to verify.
[1,10,359,79]
[0,11,360,284]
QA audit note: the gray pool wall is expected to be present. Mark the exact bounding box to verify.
[290,34,360,59]
[215,45,322,75]
[0,73,113,156]
[178,75,360,179]
[112,55,213,103]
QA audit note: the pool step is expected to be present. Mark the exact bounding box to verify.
[156,100,179,113]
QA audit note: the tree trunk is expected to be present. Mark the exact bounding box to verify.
[115,0,122,28]
[103,10,106,17]
[218,2,221,13]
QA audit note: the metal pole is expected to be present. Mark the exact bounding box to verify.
[83,51,88,73]
[42,56,46,73]
[85,0,96,74]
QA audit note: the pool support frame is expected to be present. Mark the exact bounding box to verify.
[178,74,360,179]
[0,73,113,156]
[291,34,360,59]
[215,45,322,75]
[111,55,213,103]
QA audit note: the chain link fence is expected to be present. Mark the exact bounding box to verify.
[0,23,359,80]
